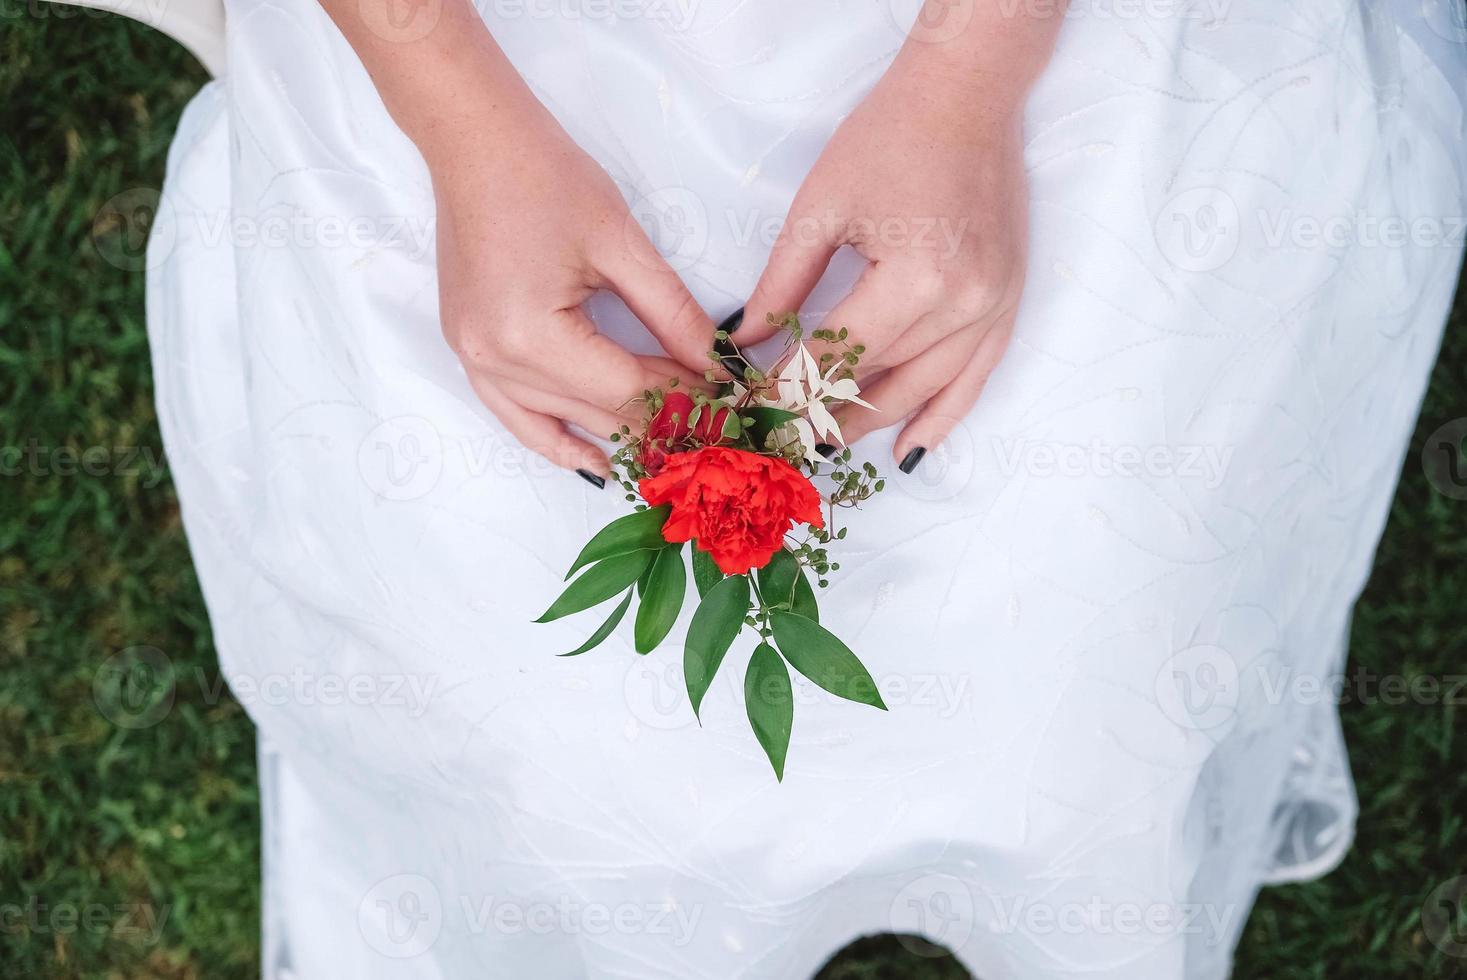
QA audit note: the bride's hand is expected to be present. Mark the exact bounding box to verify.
[739,2,1064,471]
[319,0,716,483]
[425,106,716,482]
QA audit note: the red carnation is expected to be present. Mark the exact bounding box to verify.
[639,446,824,575]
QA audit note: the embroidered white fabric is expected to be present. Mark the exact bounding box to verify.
[145,1,1466,977]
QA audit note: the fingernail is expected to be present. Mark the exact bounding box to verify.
[714,309,747,379]
[815,443,836,459]
[576,469,607,489]
[714,337,745,378]
[898,447,926,474]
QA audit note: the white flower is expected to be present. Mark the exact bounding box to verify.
[758,342,877,461]
[767,415,820,462]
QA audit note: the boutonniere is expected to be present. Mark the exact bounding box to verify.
[537,315,886,779]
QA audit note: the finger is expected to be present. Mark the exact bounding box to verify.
[862,308,971,376]
[831,328,986,447]
[740,202,841,346]
[497,378,631,442]
[510,359,718,440]
[893,319,1012,462]
[637,355,719,398]
[466,373,610,477]
[868,278,1018,375]
[513,310,696,413]
[798,265,920,377]
[597,230,718,374]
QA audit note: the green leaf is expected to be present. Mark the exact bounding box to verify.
[745,643,793,781]
[536,550,654,623]
[756,549,817,620]
[692,548,723,598]
[565,505,671,579]
[720,409,744,441]
[769,611,886,710]
[634,544,687,654]
[636,558,654,598]
[684,574,750,718]
[742,406,800,444]
[792,567,819,622]
[757,548,799,609]
[559,589,633,657]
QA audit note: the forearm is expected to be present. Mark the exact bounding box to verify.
[315,0,548,166]
[894,0,1067,114]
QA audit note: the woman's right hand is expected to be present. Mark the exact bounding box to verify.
[319,0,717,482]
[424,104,717,482]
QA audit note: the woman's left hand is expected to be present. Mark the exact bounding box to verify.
[738,4,1063,469]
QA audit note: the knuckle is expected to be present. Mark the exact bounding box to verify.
[452,337,497,371]
[493,326,539,366]
[442,311,495,365]
[946,275,997,315]
[912,374,947,401]
[941,258,1024,318]
[622,222,664,263]
[440,319,479,362]
[448,323,535,373]
[907,266,947,305]
[666,289,705,341]
[781,200,838,251]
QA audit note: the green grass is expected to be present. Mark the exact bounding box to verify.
[1,11,1464,980]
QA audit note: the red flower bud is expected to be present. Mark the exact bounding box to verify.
[640,393,735,476]
[640,392,696,476]
[693,405,733,445]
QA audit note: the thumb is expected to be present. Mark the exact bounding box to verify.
[739,204,841,346]
[600,224,718,376]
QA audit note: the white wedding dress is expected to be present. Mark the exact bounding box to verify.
[145,0,1465,977]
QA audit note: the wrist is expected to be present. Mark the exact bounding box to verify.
[330,0,545,169]
[407,84,549,173]
[877,48,1027,138]
[889,0,1065,113]
[386,47,547,169]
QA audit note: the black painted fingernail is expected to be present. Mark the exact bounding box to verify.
[714,338,746,377]
[815,443,837,459]
[898,447,926,474]
[576,469,606,489]
[714,309,747,378]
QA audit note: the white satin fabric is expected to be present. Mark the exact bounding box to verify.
[146,1,1465,977]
